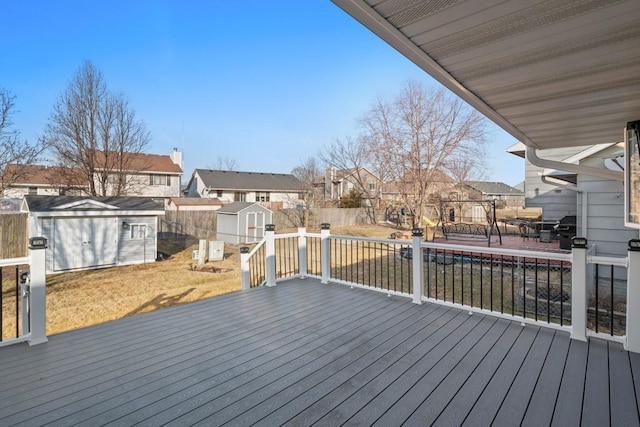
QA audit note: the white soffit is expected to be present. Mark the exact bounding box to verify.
[332,0,640,149]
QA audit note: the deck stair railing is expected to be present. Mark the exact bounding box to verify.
[0,237,47,348]
[241,225,640,353]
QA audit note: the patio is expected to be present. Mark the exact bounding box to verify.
[1,278,638,426]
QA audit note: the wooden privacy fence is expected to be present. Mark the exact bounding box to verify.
[159,208,377,241]
[160,210,218,239]
[0,213,27,259]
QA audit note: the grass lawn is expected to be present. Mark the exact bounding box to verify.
[41,242,244,336]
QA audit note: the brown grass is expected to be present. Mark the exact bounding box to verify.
[42,243,243,335]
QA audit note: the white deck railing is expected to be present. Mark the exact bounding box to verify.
[241,224,640,353]
[0,238,47,347]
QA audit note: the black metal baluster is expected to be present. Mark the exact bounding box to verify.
[610,265,615,336]
[500,256,504,314]
[595,263,599,333]
[15,266,19,338]
[480,255,484,309]
[490,255,494,312]
[461,251,465,305]
[535,259,539,321]
[547,260,551,323]
[511,256,515,316]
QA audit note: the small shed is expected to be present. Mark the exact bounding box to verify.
[22,196,165,273]
[216,202,273,244]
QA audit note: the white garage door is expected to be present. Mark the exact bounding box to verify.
[53,217,117,271]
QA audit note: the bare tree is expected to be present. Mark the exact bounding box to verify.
[319,136,382,223]
[0,88,48,196]
[291,156,323,205]
[444,155,488,220]
[44,61,150,196]
[360,81,488,227]
[208,156,239,171]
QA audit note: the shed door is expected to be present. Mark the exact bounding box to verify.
[245,211,265,243]
[54,217,117,271]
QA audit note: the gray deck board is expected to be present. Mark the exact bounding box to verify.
[551,339,588,426]
[0,278,637,427]
[609,342,640,426]
[582,338,610,426]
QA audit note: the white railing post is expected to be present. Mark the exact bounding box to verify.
[320,223,331,284]
[298,227,307,278]
[570,237,588,342]
[265,224,276,287]
[411,228,424,304]
[240,246,250,290]
[625,239,640,352]
[28,237,48,346]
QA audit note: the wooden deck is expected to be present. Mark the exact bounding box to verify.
[0,278,639,426]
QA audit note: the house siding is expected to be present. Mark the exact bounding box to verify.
[577,147,638,258]
[117,216,158,264]
[524,146,584,220]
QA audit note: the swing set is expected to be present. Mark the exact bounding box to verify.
[434,199,502,246]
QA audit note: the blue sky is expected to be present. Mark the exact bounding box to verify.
[1,1,523,185]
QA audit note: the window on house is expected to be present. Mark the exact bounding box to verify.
[130,224,147,240]
[234,192,247,201]
[149,174,170,185]
[257,192,270,202]
[216,190,223,197]
[369,182,375,191]
[28,187,37,195]
[347,182,354,190]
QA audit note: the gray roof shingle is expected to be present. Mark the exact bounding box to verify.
[466,181,524,195]
[23,196,164,212]
[194,169,304,192]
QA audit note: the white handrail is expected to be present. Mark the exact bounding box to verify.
[0,256,29,267]
[588,255,629,268]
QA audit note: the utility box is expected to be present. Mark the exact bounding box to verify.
[209,241,224,261]
[540,230,552,243]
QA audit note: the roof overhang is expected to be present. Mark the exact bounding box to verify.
[332,0,640,150]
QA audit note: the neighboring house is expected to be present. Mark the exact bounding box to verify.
[166,197,224,211]
[2,164,87,198]
[216,201,273,244]
[184,169,305,209]
[508,142,638,257]
[2,149,183,201]
[22,195,164,273]
[381,169,454,203]
[323,167,382,202]
[464,181,525,208]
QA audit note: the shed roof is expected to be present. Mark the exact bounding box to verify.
[217,201,273,215]
[168,198,223,207]
[194,169,305,192]
[23,196,164,212]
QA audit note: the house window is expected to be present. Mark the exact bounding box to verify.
[234,192,247,202]
[257,192,270,202]
[130,224,147,240]
[149,174,171,186]
[216,190,223,197]
[369,183,375,191]
[28,187,38,195]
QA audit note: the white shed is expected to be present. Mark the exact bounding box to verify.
[22,196,165,273]
[216,202,273,244]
